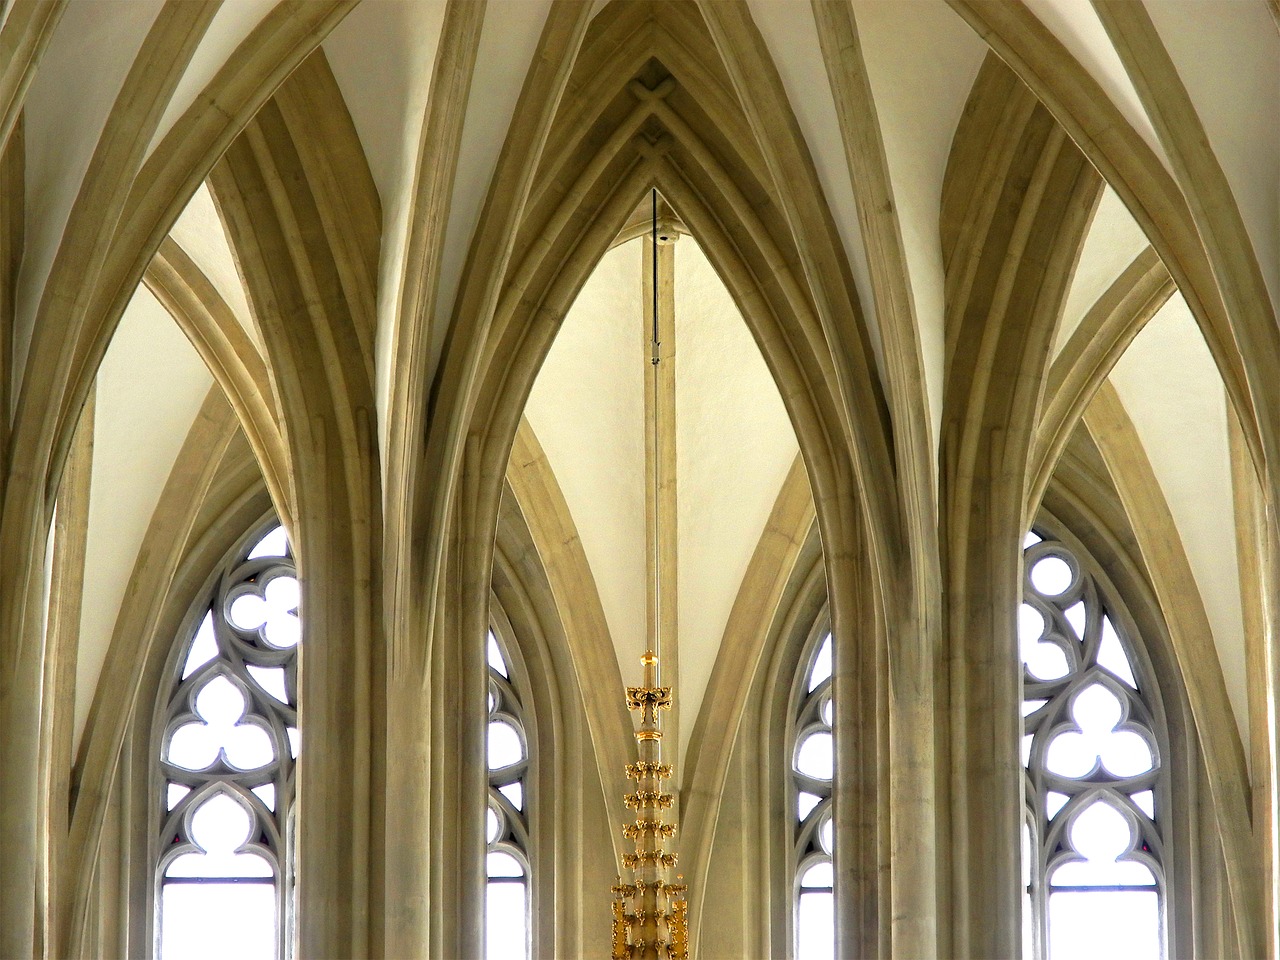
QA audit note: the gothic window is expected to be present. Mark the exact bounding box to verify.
[487,626,531,959]
[1021,529,1165,960]
[792,621,834,960]
[156,523,299,960]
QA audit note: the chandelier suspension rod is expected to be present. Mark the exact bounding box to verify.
[650,186,661,679]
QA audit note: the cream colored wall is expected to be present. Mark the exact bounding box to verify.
[145,0,278,161]
[1109,293,1247,754]
[673,237,797,763]
[323,0,447,464]
[429,0,555,378]
[1024,0,1168,170]
[523,233,799,757]
[524,239,648,689]
[1054,187,1151,357]
[748,0,879,370]
[1143,0,1280,310]
[852,0,985,456]
[15,0,163,384]
[168,184,259,348]
[74,285,211,750]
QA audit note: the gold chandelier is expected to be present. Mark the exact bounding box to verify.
[609,190,690,960]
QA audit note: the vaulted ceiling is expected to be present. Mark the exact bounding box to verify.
[3,0,1276,796]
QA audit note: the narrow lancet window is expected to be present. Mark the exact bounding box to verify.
[1021,530,1165,960]
[487,627,531,959]
[157,523,298,959]
[792,625,834,960]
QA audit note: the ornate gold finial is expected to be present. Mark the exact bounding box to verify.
[608,651,690,959]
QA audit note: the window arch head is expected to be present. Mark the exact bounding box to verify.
[1021,528,1166,959]
[791,617,834,960]
[155,521,298,959]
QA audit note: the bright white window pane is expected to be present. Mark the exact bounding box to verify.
[197,676,246,727]
[1023,531,1043,548]
[1046,792,1069,819]
[167,723,218,771]
[1101,731,1154,778]
[1022,821,1036,960]
[264,614,300,649]
[1023,890,1035,960]
[251,784,276,811]
[1064,601,1086,640]
[1022,698,1047,718]
[247,525,288,559]
[264,576,299,613]
[247,666,288,703]
[801,860,832,889]
[286,726,300,758]
[1132,790,1155,819]
[819,816,833,855]
[230,594,269,631]
[1046,685,1153,779]
[1049,890,1159,960]
[167,849,273,879]
[487,806,501,844]
[796,731,833,781]
[161,882,276,960]
[1018,604,1045,644]
[797,891,834,960]
[486,880,526,960]
[167,783,190,811]
[487,851,524,879]
[1053,857,1155,887]
[1098,617,1138,687]
[808,635,832,691]
[224,722,275,771]
[167,794,271,878]
[1020,606,1070,681]
[1022,734,1034,767]
[488,721,524,769]
[182,614,218,679]
[1051,801,1155,887]
[798,791,821,821]
[488,632,508,677]
[1031,555,1073,595]
[1021,820,1032,887]
[498,781,523,810]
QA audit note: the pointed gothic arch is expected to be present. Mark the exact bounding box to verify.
[410,4,898,954]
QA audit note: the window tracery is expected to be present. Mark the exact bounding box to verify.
[792,622,834,960]
[1021,529,1165,960]
[156,523,298,959]
[487,627,531,959]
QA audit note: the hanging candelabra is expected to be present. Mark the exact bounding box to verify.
[610,650,689,960]
[609,189,690,960]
